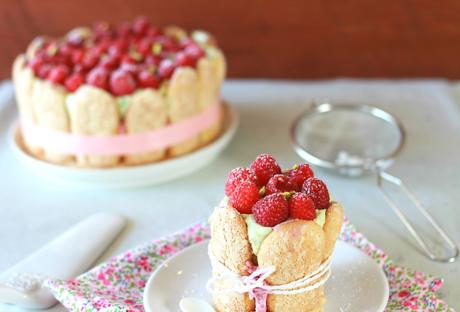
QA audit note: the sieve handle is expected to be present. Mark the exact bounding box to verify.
[376,170,458,262]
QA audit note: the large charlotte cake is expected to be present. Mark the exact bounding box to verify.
[208,155,344,312]
[12,17,226,167]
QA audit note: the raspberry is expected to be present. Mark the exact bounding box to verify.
[110,69,137,96]
[28,57,44,74]
[64,73,84,92]
[121,54,138,65]
[138,70,160,89]
[37,64,52,79]
[108,40,129,57]
[289,192,316,220]
[157,36,178,52]
[82,53,99,70]
[158,59,176,79]
[117,22,132,37]
[252,193,289,227]
[229,180,260,214]
[99,54,119,70]
[137,38,153,56]
[71,49,84,64]
[265,174,295,195]
[302,178,330,210]
[250,154,282,186]
[132,16,150,36]
[86,67,109,90]
[185,44,205,59]
[146,26,162,38]
[58,43,73,56]
[48,64,70,84]
[175,51,195,67]
[225,167,257,197]
[145,55,161,66]
[288,164,314,191]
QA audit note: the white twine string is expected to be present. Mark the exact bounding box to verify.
[206,244,331,297]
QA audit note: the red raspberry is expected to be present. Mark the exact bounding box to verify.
[99,54,119,70]
[86,67,110,90]
[71,49,84,64]
[117,22,132,37]
[225,167,257,197]
[58,43,73,56]
[302,178,330,210]
[145,55,161,66]
[137,38,153,56]
[82,53,99,70]
[289,192,316,220]
[288,164,314,191]
[37,64,52,79]
[250,154,282,186]
[132,16,150,36]
[265,174,295,195]
[73,64,86,75]
[121,54,138,65]
[252,193,289,227]
[185,44,205,61]
[157,36,178,52]
[158,59,176,79]
[175,51,195,67]
[229,180,260,214]
[108,40,129,57]
[47,64,70,84]
[110,69,137,96]
[28,57,44,74]
[147,26,162,38]
[138,70,160,89]
[64,73,84,92]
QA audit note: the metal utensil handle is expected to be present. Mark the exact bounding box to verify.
[376,170,459,262]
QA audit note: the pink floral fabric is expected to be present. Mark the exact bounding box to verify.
[46,220,454,311]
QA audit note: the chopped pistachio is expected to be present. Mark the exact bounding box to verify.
[192,30,210,44]
[47,44,58,56]
[152,43,162,55]
[117,96,131,117]
[130,50,143,62]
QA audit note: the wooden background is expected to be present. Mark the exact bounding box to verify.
[2,0,460,80]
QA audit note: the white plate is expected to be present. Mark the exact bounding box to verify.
[144,240,389,312]
[9,104,238,189]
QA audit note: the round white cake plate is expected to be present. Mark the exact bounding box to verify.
[9,104,238,189]
[144,240,389,312]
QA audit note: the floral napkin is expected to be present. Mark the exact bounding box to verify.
[46,220,454,312]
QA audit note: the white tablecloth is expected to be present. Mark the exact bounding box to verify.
[0,79,459,311]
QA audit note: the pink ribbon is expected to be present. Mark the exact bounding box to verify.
[21,102,221,156]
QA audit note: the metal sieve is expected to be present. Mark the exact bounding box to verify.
[290,101,458,262]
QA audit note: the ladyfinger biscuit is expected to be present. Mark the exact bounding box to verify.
[323,202,344,256]
[124,89,168,165]
[210,205,255,312]
[12,55,42,155]
[164,25,187,40]
[197,56,222,145]
[67,85,120,167]
[167,67,201,156]
[26,36,48,60]
[257,220,327,312]
[32,79,73,164]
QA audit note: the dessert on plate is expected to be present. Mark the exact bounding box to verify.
[12,17,226,168]
[208,154,344,312]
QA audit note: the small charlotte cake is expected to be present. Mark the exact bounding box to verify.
[12,17,225,167]
[208,154,344,312]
